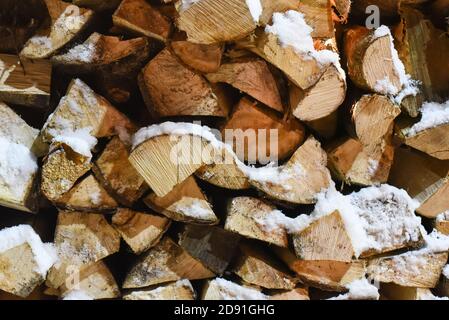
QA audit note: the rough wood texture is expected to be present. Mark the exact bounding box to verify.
[403,124,449,160]
[123,280,196,300]
[144,176,218,225]
[113,0,171,41]
[139,48,229,119]
[112,208,170,254]
[0,54,51,108]
[93,137,148,207]
[225,196,289,248]
[123,237,215,289]
[171,41,223,73]
[380,283,439,300]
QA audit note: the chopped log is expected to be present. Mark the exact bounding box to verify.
[60,261,120,300]
[344,25,401,94]
[367,251,448,288]
[274,246,367,292]
[298,0,334,38]
[269,287,310,300]
[129,134,214,197]
[0,54,51,108]
[402,123,449,161]
[112,208,170,254]
[206,58,283,112]
[0,103,39,213]
[290,64,346,122]
[292,211,354,262]
[179,225,240,274]
[46,211,120,289]
[54,174,118,212]
[72,0,122,11]
[222,97,305,162]
[112,0,171,42]
[171,41,223,73]
[123,279,196,300]
[250,136,332,204]
[40,143,91,202]
[20,0,94,59]
[202,278,268,300]
[144,176,218,225]
[435,213,449,235]
[232,242,297,290]
[389,147,449,218]
[93,137,148,207]
[225,196,289,247]
[306,110,339,139]
[139,48,229,119]
[122,237,215,289]
[0,225,57,298]
[395,7,449,117]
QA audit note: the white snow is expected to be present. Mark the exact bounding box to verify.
[172,199,215,220]
[419,292,449,300]
[207,278,268,300]
[59,39,98,63]
[180,0,201,11]
[404,100,449,137]
[255,209,312,234]
[421,229,449,253]
[265,10,341,68]
[0,225,58,277]
[443,264,449,279]
[125,279,194,300]
[436,211,449,222]
[89,190,102,205]
[328,278,379,300]
[372,25,419,103]
[52,127,98,158]
[63,290,94,300]
[367,158,379,176]
[245,0,263,23]
[0,137,38,199]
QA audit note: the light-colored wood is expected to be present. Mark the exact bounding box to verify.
[112,208,170,254]
[250,136,332,204]
[225,196,289,247]
[112,0,171,41]
[139,48,229,119]
[232,242,297,290]
[46,211,120,289]
[293,211,354,262]
[179,225,241,274]
[222,97,305,162]
[144,176,218,225]
[269,287,310,300]
[171,41,223,73]
[290,64,346,121]
[380,283,441,300]
[123,237,215,289]
[54,174,118,212]
[206,58,283,112]
[123,280,196,300]
[201,278,267,300]
[21,0,94,59]
[93,136,148,207]
[403,124,449,160]
[367,251,448,288]
[298,0,334,38]
[0,54,51,108]
[129,134,213,197]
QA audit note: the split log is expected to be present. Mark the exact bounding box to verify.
[112,0,171,42]
[305,111,339,139]
[0,54,52,108]
[222,97,305,162]
[380,283,442,300]
[46,211,120,289]
[40,143,91,202]
[93,136,148,207]
[435,213,449,235]
[273,247,367,292]
[122,237,215,289]
[138,48,230,119]
[225,196,289,247]
[123,279,196,300]
[60,261,120,300]
[269,287,310,300]
[202,278,268,300]
[178,225,241,274]
[344,25,402,94]
[54,174,118,212]
[232,242,297,290]
[0,103,39,212]
[205,58,283,112]
[129,134,214,197]
[395,7,449,117]
[171,41,223,73]
[298,0,334,38]
[250,136,332,204]
[112,208,171,254]
[290,64,346,122]
[21,0,94,59]
[72,0,122,11]
[367,251,448,288]
[144,176,218,225]
[292,211,354,262]
[388,147,449,218]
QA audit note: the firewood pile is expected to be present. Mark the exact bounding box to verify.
[1,0,449,301]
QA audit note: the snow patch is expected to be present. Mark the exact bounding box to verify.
[63,290,94,300]
[328,278,379,300]
[404,100,449,137]
[172,199,215,220]
[245,0,262,23]
[208,278,268,300]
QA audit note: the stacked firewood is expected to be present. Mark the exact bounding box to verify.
[0,0,449,300]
